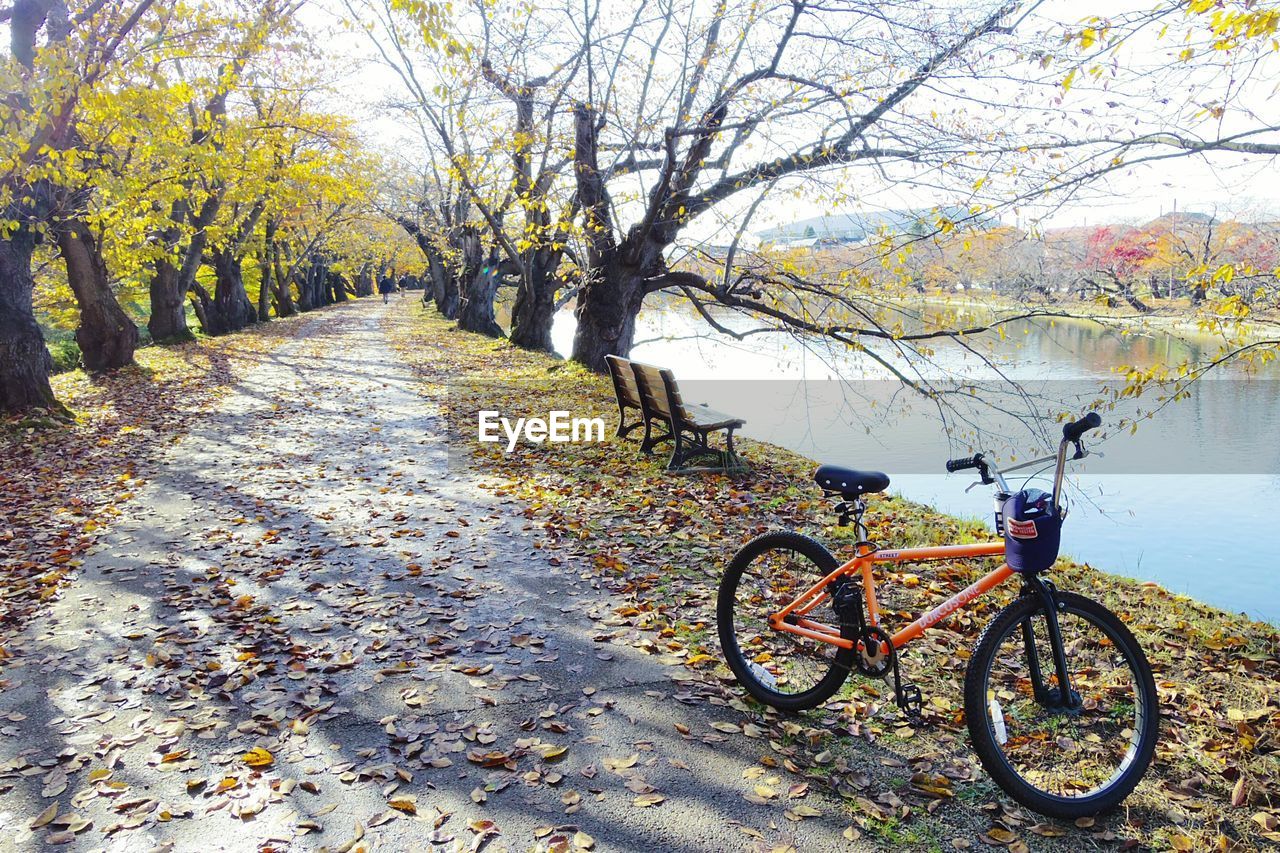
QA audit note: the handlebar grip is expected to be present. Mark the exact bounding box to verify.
[945,454,981,473]
[1063,412,1102,442]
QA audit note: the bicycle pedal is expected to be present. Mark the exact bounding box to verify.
[896,683,923,719]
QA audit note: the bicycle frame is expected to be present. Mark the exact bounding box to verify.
[767,421,1101,693]
[769,542,1013,652]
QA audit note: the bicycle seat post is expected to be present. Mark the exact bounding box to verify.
[832,495,869,543]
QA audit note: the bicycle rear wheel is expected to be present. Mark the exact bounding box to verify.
[717,531,854,711]
[964,590,1159,818]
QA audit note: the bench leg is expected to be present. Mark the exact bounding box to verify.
[641,419,674,454]
[668,428,717,471]
[666,426,685,470]
[666,427,748,474]
[617,416,643,439]
[723,428,748,473]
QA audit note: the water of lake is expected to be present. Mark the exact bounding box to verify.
[544,305,1280,623]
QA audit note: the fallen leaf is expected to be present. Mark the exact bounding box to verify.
[241,747,274,768]
[29,803,58,829]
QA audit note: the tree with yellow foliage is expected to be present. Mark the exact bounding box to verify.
[0,0,156,411]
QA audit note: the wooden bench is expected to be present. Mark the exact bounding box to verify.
[628,362,747,473]
[604,355,647,441]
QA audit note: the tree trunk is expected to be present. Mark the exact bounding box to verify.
[296,265,314,312]
[429,252,460,318]
[297,260,325,311]
[457,269,504,338]
[147,256,191,342]
[405,224,460,318]
[509,255,558,352]
[220,252,257,331]
[189,282,218,335]
[570,258,649,372]
[329,271,349,302]
[568,104,658,372]
[355,263,373,298]
[1118,281,1152,314]
[456,239,504,338]
[257,254,272,321]
[318,263,335,307]
[56,219,138,371]
[195,249,256,335]
[257,222,275,322]
[0,225,58,413]
[271,243,296,317]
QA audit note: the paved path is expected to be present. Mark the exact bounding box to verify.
[0,301,864,852]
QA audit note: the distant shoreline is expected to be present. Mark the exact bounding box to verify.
[920,292,1279,343]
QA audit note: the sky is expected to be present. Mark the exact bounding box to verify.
[306,0,1280,235]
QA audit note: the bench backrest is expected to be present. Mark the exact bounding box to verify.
[631,362,684,423]
[604,355,642,409]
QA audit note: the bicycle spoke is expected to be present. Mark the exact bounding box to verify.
[981,609,1146,799]
[733,547,842,697]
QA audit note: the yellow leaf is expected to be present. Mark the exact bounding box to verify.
[537,744,569,762]
[241,747,274,768]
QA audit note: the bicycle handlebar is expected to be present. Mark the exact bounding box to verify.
[1063,412,1101,443]
[944,413,1101,511]
[945,454,983,473]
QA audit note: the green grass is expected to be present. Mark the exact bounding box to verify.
[41,327,82,373]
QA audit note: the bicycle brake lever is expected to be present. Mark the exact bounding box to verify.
[965,480,984,493]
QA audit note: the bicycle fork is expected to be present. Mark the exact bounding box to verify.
[1020,577,1079,712]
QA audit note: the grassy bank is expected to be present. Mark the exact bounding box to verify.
[386,305,1280,852]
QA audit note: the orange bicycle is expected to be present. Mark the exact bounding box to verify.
[717,414,1159,818]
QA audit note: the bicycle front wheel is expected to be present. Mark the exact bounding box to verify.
[717,531,854,712]
[964,590,1159,818]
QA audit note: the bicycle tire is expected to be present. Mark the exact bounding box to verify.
[717,531,855,712]
[964,590,1159,818]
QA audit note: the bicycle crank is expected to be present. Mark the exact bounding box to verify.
[854,626,894,678]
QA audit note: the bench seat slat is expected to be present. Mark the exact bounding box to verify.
[604,355,643,408]
[683,406,745,430]
[630,364,674,418]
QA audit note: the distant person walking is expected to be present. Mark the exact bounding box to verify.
[379,276,396,304]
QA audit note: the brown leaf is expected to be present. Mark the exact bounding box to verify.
[388,796,417,815]
[985,827,1017,844]
[29,803,58,829]
[1231,776,1248,808]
